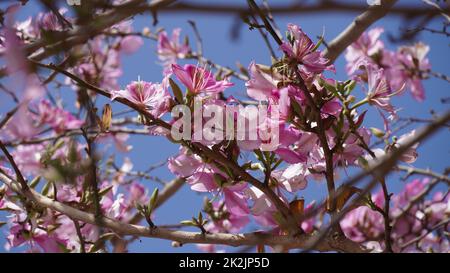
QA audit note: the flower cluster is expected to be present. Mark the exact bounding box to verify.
[1,156,149,252]
[341,178,449,252]
[346,28,430,102]
[0,2,446,254]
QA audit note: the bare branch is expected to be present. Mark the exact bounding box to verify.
[0,172,366,252]
[324,0,398,64]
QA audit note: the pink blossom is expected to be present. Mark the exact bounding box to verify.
[345,28,384,74]
[245,62,281,101]
[4,105,39,140]
[186,171,219,192]
[157,28,190,66]
[245,186,279,227]
[113,21,143,54]
[281,24,334,75]
[36,99,84,134]
[112,80,171,117]
[119,35,144,54]
[396,42,431,101]
[301,201,318,233]
[340,191,385,243]
[35,8,69,33]
[168,148,203,177]
[72,37,123,90]
[171,64,233,94]
[56,184,81,203]
[12,144,44,176]
[223,183,250,216]
[275,131,318,165]
[204,201,249,233]
[272,163,308,192]
[334,127,371,165]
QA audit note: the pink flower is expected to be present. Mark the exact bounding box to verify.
[301,201,318,233]
[157,28,190,66]
[275,131,318,165]
[171,64,233,94]
[71,37,123,90]
[272,163,308,192]
[12,144,45,176]
[186,171,219,192]
[365,65,404,115]
[112,80,171,117]
[4,105,39,140]
[245,186,278,227]
[222,183,250,217]
[35,8,69,33]
[345,28,384,74]
[119,35,143,54]
[204,201,249,234]
[340,191,385,243]
[168,148,203,177]
[275,148,307,164]
[56,184,81,203]
[113,20,143,54]
[245,62,281,101]
[396,42,431,101]
[334,127,371,165]
[127,182,148,205]
[36,99,84,134]
[280,24,333,75]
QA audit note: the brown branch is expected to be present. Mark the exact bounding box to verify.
[0,106,18,130]
[397,165,450,185]
[72,219,86,253]
[0,172,365,252]
[400,218,450,249]
[21,0,176,61]
[324,0,398,64]
[158,2,438,18]
[392,177,447,226]
[0,140,29,191]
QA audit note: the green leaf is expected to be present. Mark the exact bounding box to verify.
[29,176,41,189]
[41,181,51,196]
[98,185,114,198]
[357,156,370,170]
[148,188,159,213]
[169,78,184,104]
[370,127,385,138]
[180,220,196,226]
[312,32,324,52]
[290,97,303,117]
[344,80,356,94]
[321,78,338,94]
[198,212,203,223]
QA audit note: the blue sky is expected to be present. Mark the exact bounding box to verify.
[0,0,449,252]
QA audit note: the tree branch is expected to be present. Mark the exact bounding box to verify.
[0,172,365,252]
[324,0,398,64]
